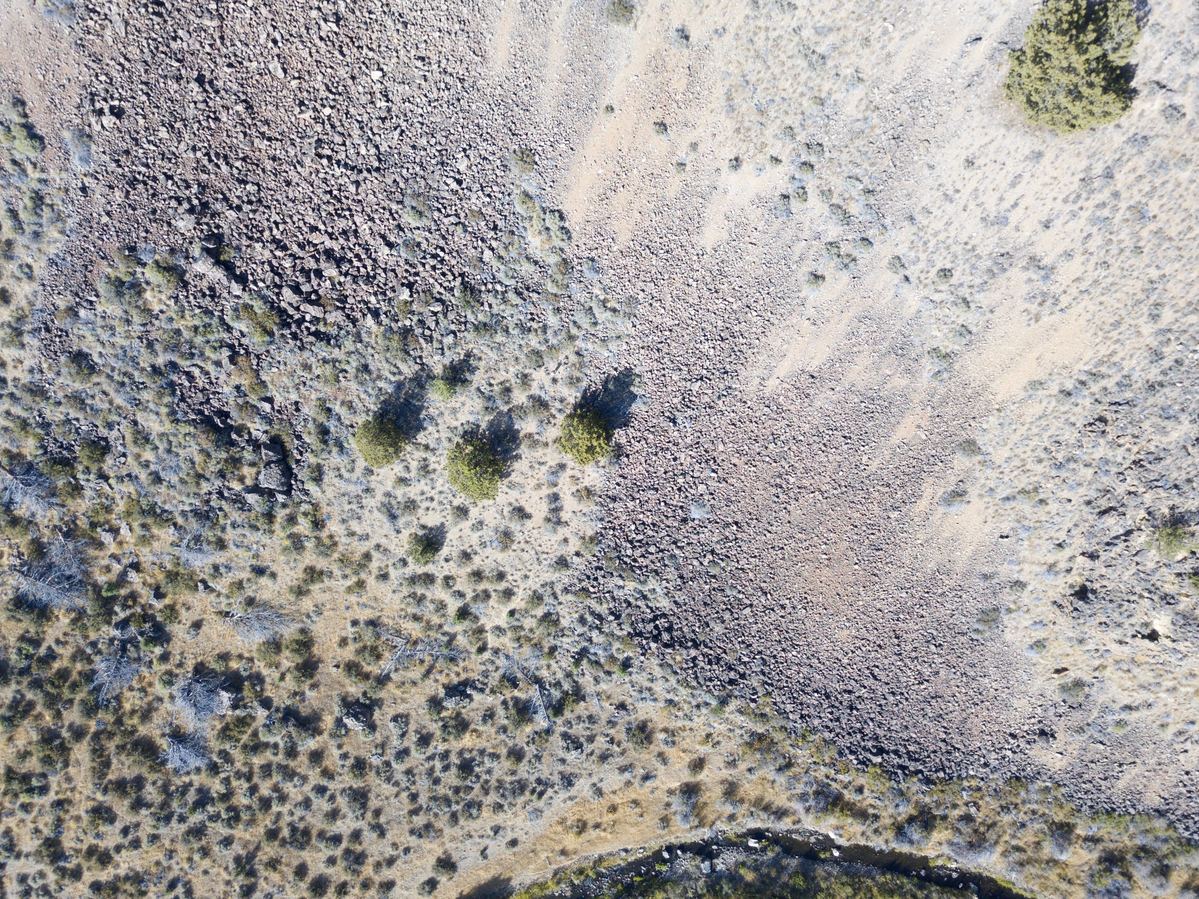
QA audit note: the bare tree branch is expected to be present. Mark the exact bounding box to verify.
[91,653,140,706]
[175,529,216,568]
[378,630,462,679]
[228,604,294,645]
[172,675,230,731]
[14,538,87,611]
[0,463,55,516]
[502,653,553,731]
[162,733,209,774]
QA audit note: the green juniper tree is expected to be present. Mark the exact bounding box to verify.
[353,414,407,467]
[558,407,614,465]
[446,436,504,501]
[1005,0,1140,131]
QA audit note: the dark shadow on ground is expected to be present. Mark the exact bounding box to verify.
[483,411,521,464]
[414,523,446,554]
[381,375,429,440]
[440,354,475,388]
[582,367,638,429]
[456,876,513,899]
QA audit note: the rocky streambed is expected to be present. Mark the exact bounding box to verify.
[511,829,1031,898]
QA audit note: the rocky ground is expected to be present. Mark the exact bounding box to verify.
[533,0,1199,829]
[0,0,1197,897]
[512,829,1018,898]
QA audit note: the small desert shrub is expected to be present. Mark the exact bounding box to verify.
[238,301,279,341]
[407,529,443,565]
[607,0,635,24]
[1155,523,1193,560]
[429,378,457,401]
[1005,0,1140,132]
[1,120,43,158]
[558,408,613,465]
[144,258,182,293]
[284,628,316,662]
[353,415,407,468]
[446,437,503,501]
[430,360,472,401]
[627,718,656,748]
[76,439,109,470]
[160,566,198,598]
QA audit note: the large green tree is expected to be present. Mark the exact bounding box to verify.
[1005,0,1140,131]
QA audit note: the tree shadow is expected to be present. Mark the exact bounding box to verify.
[457,876,513,899]
[440,354,476,388]
[483,411,521,464]
[381,375,429,441]
[413,523,447,555]
[581,367,638,429]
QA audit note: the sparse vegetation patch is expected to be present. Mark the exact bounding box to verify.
[1,2,1195,897]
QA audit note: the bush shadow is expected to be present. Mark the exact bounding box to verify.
[457,877,513,899]
[381,374,429,441]
[483,411,521,464]
[581,367,638,429]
